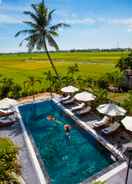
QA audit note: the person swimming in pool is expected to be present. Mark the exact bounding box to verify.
[47,115,55,121]
[64,124,72,142]
[47,115,63,125]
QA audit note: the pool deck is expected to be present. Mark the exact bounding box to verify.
[0,119,41,184]
[106,167,132,184]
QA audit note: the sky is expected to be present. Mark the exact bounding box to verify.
[0,0,132,53]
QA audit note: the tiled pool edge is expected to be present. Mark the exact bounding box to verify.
[53,98,127,183]
[16,106,47,184]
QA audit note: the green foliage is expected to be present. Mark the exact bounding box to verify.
[0,138,21,184]
[44,71,61,92]
[98,70,124,88]
[67,63,79,76]
[116,52,132,71]
[0,77,22,99]
[121,91,132,115]
[97,77,109,89]
[93,88,108,108]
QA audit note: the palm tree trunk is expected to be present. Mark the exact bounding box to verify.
[44,41,60,80]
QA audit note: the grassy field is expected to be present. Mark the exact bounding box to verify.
[0,50,129,84]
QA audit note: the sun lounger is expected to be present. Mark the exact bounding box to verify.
[92,116,110,128]
[0,118,17,127]
[0,109,15,116]
[60,95,71,102]
[101,122,120,135]
[71,103,85,112]
[63,97,75,105]
[76,106,91,115]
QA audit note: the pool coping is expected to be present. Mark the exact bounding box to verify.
[17,98,127,184]
[16,106,48,184]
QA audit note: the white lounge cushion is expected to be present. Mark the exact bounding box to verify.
[63,97,75,105]
[71,103,85,112]
[102,122,120,135]
[76,106,91,115]
[60,95,71,102]
[93,116,110,128]
[0,118,16,124]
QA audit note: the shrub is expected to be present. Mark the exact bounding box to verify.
[122,91,132,115]
[0,77,22,99]
[97,77,109,89]
[100,70,124,89]
[0,138,21,184]
[116,52,132,71]
[93,88,108,108]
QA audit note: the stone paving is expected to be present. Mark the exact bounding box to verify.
[106,167,132,184]
[0,122,41,184]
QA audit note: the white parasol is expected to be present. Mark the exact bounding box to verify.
[97,103,126,117]
[121,116,132,132]
[74,91,96,102]
[0,98,17,110]
[61,85,79,93]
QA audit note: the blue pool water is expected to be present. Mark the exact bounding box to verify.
[19,100,114,184]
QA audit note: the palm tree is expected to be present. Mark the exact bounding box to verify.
[24,76,41,101]
[15,1,70,80]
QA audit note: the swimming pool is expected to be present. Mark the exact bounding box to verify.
[19,100,114,184]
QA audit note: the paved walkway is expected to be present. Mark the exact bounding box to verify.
[0,122,41,184]
[106,166,132,184]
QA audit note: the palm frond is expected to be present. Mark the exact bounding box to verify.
[23,21,38,28]
[31,3,39,14]
[49,30,59,37]
[46,34,59,50]
[24,11,39,24]
[15,29,35,37]
[48,9,55,24]
[50,23,70,31]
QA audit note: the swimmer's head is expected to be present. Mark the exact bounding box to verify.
[47,115,55,121]
[64,124,71,131]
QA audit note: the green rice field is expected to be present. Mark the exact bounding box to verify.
[0,50,129,83]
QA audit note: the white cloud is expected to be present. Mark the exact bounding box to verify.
[65,18,96,25]
[109,18,132,32]
[66,16,132,32]
[0,14,22,24]
[0,3,30,13]
[110,18,132,26]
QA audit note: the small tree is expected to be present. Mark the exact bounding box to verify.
[93,88,108,108]
[67,64,79,84]
[122,91,132,115]
[24,76,41,101]
[116,52,132,71]
[103,70,124,88]
[44,71,60,92]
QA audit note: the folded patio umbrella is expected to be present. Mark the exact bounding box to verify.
[74,91,96,102]
[121,116,132,132]
[0,98,17,110]
[97,103,126,117]
[61,85,79,93]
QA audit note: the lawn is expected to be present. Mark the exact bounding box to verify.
[0,50,128,84]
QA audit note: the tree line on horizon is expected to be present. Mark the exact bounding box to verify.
[0,48,131,55]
